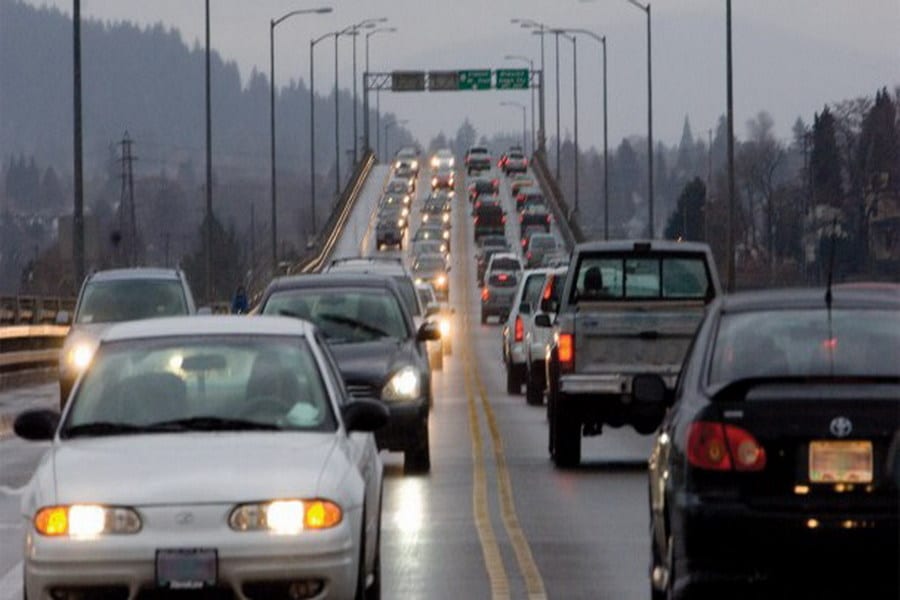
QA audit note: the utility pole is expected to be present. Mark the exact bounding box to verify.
[72,0,85,291]
[572,34,579,215]
[555,30,561,179]
[118,133,137,266]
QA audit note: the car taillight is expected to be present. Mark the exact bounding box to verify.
[558,333,574,373]
[542,277,554,300]
[498,273,508,281]
[518,214,524,223]
[527,252,532,260]
[523,158,528,167]
[514,315,524,342]
[521,239,527,247]
[687,422,766,472]
[502,215,507,224]
[492,178,499,188]
[474,216,479,224]
[546,215,551,223]
[481,288,489,301]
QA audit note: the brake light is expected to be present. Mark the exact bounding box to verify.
[501,215,507,224]
[546,215,551,223]
[521,239,527,247]
[527,252,532,260]
[514,315,524,342]
[687,422,766,472]
[558,333,574,373]
[523,158,528,167]
[492,178,499,188]
[474,216,479,224]
[498,273,508,281]
[481,288,489,301]
[519,214,524,223]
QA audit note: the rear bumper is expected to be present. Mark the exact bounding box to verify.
[559,372,678,395]
[670,494,899,595]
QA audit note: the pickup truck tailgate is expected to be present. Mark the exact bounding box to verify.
[574,301,706,373]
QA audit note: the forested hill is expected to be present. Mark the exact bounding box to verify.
[0,0,385,179]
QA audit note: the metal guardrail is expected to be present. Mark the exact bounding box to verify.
[293,150,376,274]
[0,295,76,326]
[0,324,68,372]
[531,150,585,251]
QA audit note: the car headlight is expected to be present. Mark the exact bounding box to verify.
[442,213,450,223]
[402,207,410,217]
[442,230,450,240]
[382,366,421,401]
[435,274,447,288]
[66,342,97,372]
[423,214,429,222]
[394,161,402,169]
[440,244,447,254]
[229,499,342,534]
[439,317,451,338]
[431,157,439,167]
[449,158,455,168]
[411,160,418,170]
[397,218,405,228]
[35,505,142,538]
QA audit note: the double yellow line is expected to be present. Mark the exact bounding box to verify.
[455,176,547,600]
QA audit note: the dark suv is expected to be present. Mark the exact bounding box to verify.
[259,274,440,472]
[474,200,506,241]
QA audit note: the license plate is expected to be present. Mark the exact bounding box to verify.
[156,549,217,589]
[808,441,873,484]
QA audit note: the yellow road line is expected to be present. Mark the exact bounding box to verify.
[455,175,547,600]
[463,344,511,599]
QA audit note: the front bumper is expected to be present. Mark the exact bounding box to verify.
[24,511,359,600]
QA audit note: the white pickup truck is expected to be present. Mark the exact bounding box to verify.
[543,240,722,467]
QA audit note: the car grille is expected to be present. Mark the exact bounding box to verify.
[346,382,380,399]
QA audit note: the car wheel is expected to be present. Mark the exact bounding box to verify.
[552,399,581,468]
[526,366,544,406]
[404,420,431,473]
[506,364,522,395]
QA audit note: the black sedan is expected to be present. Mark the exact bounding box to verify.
[258,274,440,473]
[637,288,899,599]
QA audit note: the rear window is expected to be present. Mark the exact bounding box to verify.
[531,237,556,250]
[571,253,712,302]
[522,273,548,306]
[709,309,900,385]
[470,147,488,154]
[489,273,518,287]
[491,258,521,272]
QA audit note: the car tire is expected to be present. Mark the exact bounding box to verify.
[552,398,581,468]
[506,364,522,395]
[526,365,544,406]
[404,420,431,473]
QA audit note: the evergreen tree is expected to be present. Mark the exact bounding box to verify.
[811,107,843,208]
[664,177,706,241]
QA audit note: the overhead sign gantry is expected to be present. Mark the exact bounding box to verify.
[363,68,544,153]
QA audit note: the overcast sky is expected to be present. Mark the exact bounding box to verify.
[27,0,900,150]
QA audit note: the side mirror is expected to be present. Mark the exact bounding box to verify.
[632,374,670,408]
[534,313,552,328]
[425,304,441,318]
[197,306,213,315]
[417,320,441,342]
[519,302,531,315]
[55,310,71,325]
[14,409,60,441]
[342,398,390,433]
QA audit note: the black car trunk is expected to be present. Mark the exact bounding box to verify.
[700,382,899,513]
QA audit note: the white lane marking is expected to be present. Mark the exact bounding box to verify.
[0,561,23,600]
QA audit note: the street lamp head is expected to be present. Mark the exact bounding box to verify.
[315,7,333,14]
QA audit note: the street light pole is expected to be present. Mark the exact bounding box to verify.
[511,19,547,151]
[554,30,561,179]
[726,0,736,291]
[72,0,84,290]
[269,7,331,274]
[500,101,527,153]
[571,34,579,214]
[504,54,535,155]
[204,0,212,300]
[310,31,333,239]
[366,27,397,155]
[625,0,654,238]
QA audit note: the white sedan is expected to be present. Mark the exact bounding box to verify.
[14,316,387,600]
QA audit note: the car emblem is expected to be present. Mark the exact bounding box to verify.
[174,512,194,526]
[829,417,852,438]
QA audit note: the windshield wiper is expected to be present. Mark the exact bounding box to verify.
[146,417,282,431]
[63,421,161,438]
[317,313,392,338]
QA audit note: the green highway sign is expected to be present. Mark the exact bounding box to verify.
[458,69,492,91]
[495,68,529,90]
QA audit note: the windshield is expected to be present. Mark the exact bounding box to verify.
[263,288,410,342]
[65,336,335,435]
[571,254,711,302]
[76,279,187,323]
[414,256,445,271]
[709,309,900,385]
